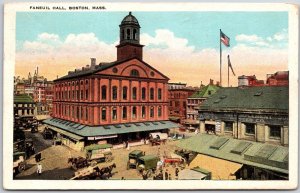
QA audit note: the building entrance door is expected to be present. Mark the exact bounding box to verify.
[205,124,216,134]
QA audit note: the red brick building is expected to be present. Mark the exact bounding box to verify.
[168,83,196,124]
[266,71,288,86]
[238,71,288,87]
[44,12,177,150]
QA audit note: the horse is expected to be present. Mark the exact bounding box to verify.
[97,163,117,179]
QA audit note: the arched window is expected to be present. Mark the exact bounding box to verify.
[158,88,162,100]
[101,107,106,120]
[142,106,146,118]
[85,108,88,121]
[158,106,162,117]
[112,107,117,120]
[101,85,107,100]
[112,86,118,100]
[122,106,127,119]
[130,69,139,77]
[127,29,130,40]
[123,86,128,100]
[150,107,154,118]
[133,29,137,40]
[132,87,137,100]
[142,87,146,100]
[132,106,137,119]
[122,29,125,40]
[150,88,154,100]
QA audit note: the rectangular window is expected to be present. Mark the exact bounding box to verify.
[80,90,83,100]
[245,123,255,135]
[142,106,146,118]
[269,125,281,138]
[224,121,233,132]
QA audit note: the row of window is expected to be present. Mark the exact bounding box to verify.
[55,86,163,101]
[224,122,281,138]
[15,109,34,115]
[14,103,35,108]
[55,105,164,122]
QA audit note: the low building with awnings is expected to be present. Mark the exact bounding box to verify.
[198,86,288,146]
[44,118,178,151]
[177,134,288,180]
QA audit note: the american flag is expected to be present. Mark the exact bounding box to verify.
[227,55,235,76]
[220,30,230,47]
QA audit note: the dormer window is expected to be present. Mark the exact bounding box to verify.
[130,69,139,77]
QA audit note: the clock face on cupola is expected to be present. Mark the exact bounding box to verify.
[116,12,144,61]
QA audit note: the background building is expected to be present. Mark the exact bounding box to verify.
[238,71,288,87]
[14,94,37,117]
[168,83,196,124]
[185,79,220,129]
[14,67,53,117]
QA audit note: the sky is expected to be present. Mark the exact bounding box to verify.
[15,11,288,86]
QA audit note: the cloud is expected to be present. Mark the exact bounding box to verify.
[235,29,288,49]
[16,29,288,86]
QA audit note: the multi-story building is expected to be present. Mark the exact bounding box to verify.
[238,71,288,87]
[14,94,37,117]
[44,12,178,150]
[266,71,288,86]
[185,80,220,129]
[238,75,264,87]
[14,68,54,117]
[168,83,196,124]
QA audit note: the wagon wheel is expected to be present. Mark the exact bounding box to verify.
[72,163,77,170]
[146,169,153,178]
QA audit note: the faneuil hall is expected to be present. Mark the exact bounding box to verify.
[44,12,178,151]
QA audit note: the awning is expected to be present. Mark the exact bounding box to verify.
[178,169,207,180]
[47,126,84,141]
[189,154,243,180]
[36,115,51,121]
[44,118,178,137]
[205,121,216,125]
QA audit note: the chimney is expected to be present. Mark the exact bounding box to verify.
[209,79,214,85]
[91,58,96,68]
[86,65,90,69]
[216,81,220,86]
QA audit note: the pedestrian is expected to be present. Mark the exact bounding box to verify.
[164,170,169,180]
[175,168,179,177]
[169,174,172,180]
[37,163,42,175]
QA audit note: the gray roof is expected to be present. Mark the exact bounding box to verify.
[43,118,178,137]
[177,134,288,174]
[199,86,288,113]
[121,12,140,27]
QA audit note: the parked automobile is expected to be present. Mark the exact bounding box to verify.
[136,155,159,173]
[13,151,26,177]
[127,150,144,169]
[42,128,53,139]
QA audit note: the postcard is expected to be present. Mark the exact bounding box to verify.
[3,2,299,190]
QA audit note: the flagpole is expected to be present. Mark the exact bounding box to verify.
[220,29,222,87]
[228,55,229,87]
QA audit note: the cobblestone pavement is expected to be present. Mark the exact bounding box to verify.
[16,127,193,180]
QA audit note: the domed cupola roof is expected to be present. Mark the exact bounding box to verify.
[121,12,140,27]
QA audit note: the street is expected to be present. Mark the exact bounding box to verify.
[15,126,191,180]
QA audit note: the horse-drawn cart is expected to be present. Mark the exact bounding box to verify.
[149,132,168,146]
[70,163,116,180]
